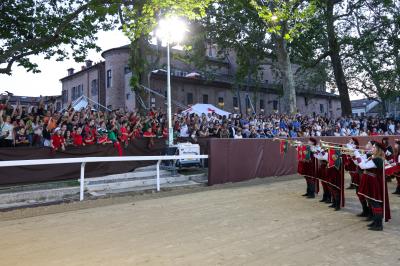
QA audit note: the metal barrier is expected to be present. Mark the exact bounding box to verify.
[0,155,208,201]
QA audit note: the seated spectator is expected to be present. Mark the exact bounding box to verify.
[120,121,129,146]
[97,122,111,145]
[179,122,189,138]
[234,129,243,139]
[51,128,65,151]
[15,127,30,146]
[0,111,14,147]
[84,130,95,145]
[73,127,85,147]
[65,130,73,146]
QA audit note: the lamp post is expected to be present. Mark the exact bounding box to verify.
[156,17,187,146]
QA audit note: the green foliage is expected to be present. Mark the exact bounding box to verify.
[0,0,121,75]
[250,0,317,42]
[121,0,214,90]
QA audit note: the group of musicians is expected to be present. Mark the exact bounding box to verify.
[298,137,400,231]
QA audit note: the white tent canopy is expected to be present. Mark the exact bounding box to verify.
[182,103,231,117]
[71,95,111,111]
[72,96,89,111]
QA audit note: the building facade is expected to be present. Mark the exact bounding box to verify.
[60,44,342,117]
[60,60,105,109]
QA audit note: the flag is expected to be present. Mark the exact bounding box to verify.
[280,139,288,155]
[297,145,306,161]
[328,148,342,169]
[305,145,311,161]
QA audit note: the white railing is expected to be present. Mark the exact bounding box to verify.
[0,155,208,201]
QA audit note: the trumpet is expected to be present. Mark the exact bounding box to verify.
[319,143,368,155]
[320,140,347,147]
[273,137,303,147]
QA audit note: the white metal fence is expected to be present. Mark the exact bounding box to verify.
[0,155,208,201]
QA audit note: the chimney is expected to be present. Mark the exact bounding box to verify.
[81,65,86,70]
[67,68,74,76]
[85,60,93,68]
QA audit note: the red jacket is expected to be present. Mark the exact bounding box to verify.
[73,133,84,146]
[51,134,65,149]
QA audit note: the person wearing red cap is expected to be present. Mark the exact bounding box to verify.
[355,142,391,231]
[301,138,319,198]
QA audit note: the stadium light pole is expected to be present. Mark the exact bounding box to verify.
[156,17,187,146]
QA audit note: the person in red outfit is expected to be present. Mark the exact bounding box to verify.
[73,127,85,147]
[355,142,391,231]
[51,127,65,151]
[120,121,129,147]
[143,127,155,149]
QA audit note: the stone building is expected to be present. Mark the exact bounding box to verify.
[60,44,342,117]
[60,60,105,109]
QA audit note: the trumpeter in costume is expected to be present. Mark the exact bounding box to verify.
[344,138,360,189]
[325,146,345,211]
[301,138,319,198]
[355,142,391,231]
[388,140,400,195]
[314,146,331,204]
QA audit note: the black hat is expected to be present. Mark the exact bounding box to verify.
[309,138,317,145]
[351,137,359,147]
[374,142,386,152]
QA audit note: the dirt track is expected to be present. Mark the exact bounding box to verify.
[0,175,399,266]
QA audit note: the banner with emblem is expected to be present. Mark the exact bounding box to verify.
[297,145,306,161]
[280,139,289,155]
[328,148,342,169]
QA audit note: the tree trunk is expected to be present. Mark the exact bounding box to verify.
[326,0,352,116]
[275,32,297,114]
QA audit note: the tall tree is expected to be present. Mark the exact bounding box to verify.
[251,0,317,114]
[325,0,352,116]
[344,0,400,113]
[0,0,121,75]
[198,0,271,114]
[290,0,362,116]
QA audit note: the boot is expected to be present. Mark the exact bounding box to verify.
[367,220,376,227]
[307,184,315,198]
[368,216,383,231]
[357,202,369,217]
[302,183,310,197]
[329,198,336,208]
[365,208,373,221]
[325,195,332,204]
[392,186,400,195]
[334,198,341,211]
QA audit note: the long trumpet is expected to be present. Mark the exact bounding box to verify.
[319,143,369,155]
[320,140,347,147]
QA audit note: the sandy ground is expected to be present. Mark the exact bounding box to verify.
[0,175,399,266]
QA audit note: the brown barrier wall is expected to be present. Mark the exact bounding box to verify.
[0,138,209,186]
[208,136,398,185]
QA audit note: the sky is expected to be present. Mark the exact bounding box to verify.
[0,30,130,97]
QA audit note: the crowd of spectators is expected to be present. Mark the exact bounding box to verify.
[1,95,400,149]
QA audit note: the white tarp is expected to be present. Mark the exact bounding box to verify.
[70,95,111,111]
[72,96,89,111]
[182,103,231,117]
